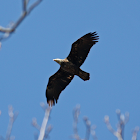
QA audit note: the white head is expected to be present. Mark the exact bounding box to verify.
[53,58,62,65]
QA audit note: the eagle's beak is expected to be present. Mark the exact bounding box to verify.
[53,59,61,65]
[53,59,57,62]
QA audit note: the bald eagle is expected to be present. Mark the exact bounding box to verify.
[46,32,99,106]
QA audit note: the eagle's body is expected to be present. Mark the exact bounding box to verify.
[46,32,99,106]
[54,58,89,81]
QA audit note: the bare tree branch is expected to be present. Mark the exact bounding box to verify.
[83,116,91,140]
[90,125,98,140]
[32,118,41,131]
[104,109,130,140]
[72,105,81,140]
[5,106,18,140]
[132,127,139,140]
[32,102,52,140]
[38,103,51,140]
[0,106,18,140]
[104,115,116,135]
[72,105,98,140]
[0,0,43,42]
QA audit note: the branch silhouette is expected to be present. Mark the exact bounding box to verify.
[104,109,139,140]
[32,102,52,140]
[0,106,18,140]
[72,105,98,140]
[0,0,43,42]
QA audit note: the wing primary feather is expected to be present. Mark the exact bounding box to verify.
[67,31,99,66]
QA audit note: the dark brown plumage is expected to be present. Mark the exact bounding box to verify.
[46,32,99,106]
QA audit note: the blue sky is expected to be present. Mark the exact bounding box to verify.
[0,0,140,139]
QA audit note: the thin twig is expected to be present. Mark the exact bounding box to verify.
[91,125,98,140]
[32,118,41,131]
[83,117,91,140]
[132,127,139,140]
[104,115,117,135]
[0,0,43,42]
[5,106,18,140]
[72,105,81,140]
[72,105,98,140]
[104,109,129,140]
[0,106,18,140]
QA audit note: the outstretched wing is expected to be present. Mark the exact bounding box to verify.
[46,68,74,105]
[67,32,99,67]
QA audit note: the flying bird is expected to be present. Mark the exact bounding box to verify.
[46,32,99,106]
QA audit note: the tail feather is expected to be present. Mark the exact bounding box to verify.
[78,69,90,81]
[47,100,54,106]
